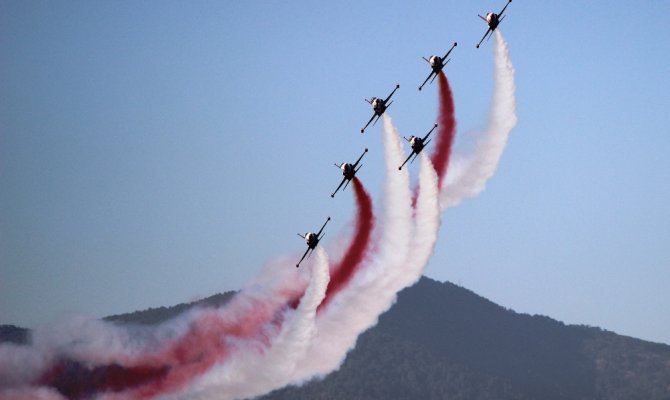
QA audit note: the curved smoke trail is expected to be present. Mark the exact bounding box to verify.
[0,30,515,400]
[430,71,457,190]
[0,247,331,400]
[319,177,374,312]
[441,30,517,210]
[175,247,330,400]
[400,153,440,284]
[31,295,288,399]
[287,115,439,383]
[0,179,374,400]
[0,259,314,399]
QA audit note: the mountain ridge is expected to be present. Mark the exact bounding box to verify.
[2,276,669,399]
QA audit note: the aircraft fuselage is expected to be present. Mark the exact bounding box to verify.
[341,163,355,179]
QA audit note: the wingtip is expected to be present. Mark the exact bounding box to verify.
[454,41,458,46]
[364,147,368,152]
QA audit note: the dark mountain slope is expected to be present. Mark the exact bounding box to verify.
[0,325,29,345]
[375,277,597,399]
[2,277,669,399]
[263,277,670,400]
[104,291,235,325]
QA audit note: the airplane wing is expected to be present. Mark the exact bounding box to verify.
[384,84,400,103]
[422,124,438,142]
[352,148,368,168]
[499,0,511,18]
[398,152,415,170]
[441,42,457,63]
[316,217,330,237]
[296,247,311,268]
[361,113,376,133]
[331,177,347,198]
[418,71,435,91]
[429,71,440,85]
[371,114,381,127]
[476,27,492,48]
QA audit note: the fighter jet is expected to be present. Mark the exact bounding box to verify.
[476,0,512,48]
[296,217,330,268]
[418,42,457,91]
[399,123,438,170]
[361,84,400,133]
[331,148,368,198]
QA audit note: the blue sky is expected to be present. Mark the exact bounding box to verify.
[2,1,669,344]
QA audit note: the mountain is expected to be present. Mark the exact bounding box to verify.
[2,277,669,399]
[103,291,235,325]
[262,278,670,400]
[0,324,29,345]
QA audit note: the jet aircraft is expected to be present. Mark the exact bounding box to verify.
[361,84,400,133]
[418,42,457,91]
[476,0,512,48]
[296,217,330,268]
[331,148,368,198]
[399,123,438,170]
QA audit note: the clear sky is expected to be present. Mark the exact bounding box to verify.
[2,1,669,345]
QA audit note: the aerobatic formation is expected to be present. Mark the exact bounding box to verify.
[0,2,517,399]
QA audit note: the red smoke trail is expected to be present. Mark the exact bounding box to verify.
[35,181,374,399]
[430,71,457,189]
[39,361,169,400]
[318,177,374,312]
[39,295,294,399]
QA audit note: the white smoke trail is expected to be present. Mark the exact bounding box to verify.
[286,115,440,384]
[0,313,176,392]
[0,258,309,399]
[0,30,513,399]
[284,114,412,380]
[440,30,517,210]
[399,153,440,284]
[172,247,330,400]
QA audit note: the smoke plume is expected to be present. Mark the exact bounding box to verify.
[430,71,457,190]
[319,177,374,312]
[440,30,517,210]
[0,31,517,400]
[174,247,330,400]
[285,115,439,383]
